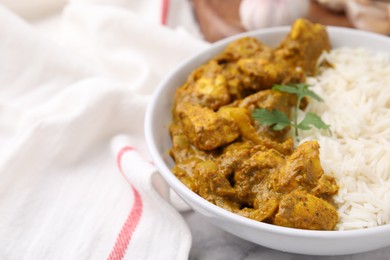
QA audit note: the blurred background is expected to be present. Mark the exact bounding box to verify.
[0,0,389,43]
[192,0,390,42]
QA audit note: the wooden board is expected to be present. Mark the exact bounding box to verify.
[193,0,353,42]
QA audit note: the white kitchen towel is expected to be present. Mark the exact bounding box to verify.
[0,1,208,259]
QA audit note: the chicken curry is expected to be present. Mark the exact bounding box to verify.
[169,19,339,230]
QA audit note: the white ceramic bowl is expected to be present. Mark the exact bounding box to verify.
[145,26,390,256]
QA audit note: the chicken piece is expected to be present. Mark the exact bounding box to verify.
[237,58,290,91]
[221,62,254,100]
[218,106,260,142]
[215,36,304,96]
[216,37,272,62]
[234,149,285,204]
[237,195,279,222]
[237,89,296,115]
[215,37,279,98]
[276,141,330,193]
[172,157,204,193]
[193,160,239,212]
[175,60,230,110]
[218,106,294,155]
[238,56,305,91]
[169,121,209,163]
[311,174,339,201]
[274,18,331,76]
[234,89,296,142]
[169,134,194,163]
[175,102,239,150]
[217,141,254,179]
[274,189,338,230]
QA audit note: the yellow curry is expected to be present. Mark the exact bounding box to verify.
[169,19,339,230]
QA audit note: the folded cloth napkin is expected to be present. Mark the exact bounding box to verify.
[0,1,208,259]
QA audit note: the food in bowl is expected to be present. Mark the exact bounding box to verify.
[146,20,390,254]
[169,19,340,230]
[168,18,390,231]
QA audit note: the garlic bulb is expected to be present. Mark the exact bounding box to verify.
[315,0,347,12]
[346,0,390,35]
[239,0,310,31]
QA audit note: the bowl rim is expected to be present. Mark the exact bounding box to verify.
[145,25,390,238]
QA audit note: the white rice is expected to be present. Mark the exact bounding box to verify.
[301,48,390,230]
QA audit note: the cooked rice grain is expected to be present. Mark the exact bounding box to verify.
[301,48,390,230]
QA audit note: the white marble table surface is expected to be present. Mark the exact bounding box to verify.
[182,211,390,260]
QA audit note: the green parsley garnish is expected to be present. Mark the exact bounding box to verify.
[252,83,331,142]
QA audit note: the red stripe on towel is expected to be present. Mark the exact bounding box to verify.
[107,146,143,260]
[161,0,169,25]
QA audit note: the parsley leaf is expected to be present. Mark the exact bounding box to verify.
[252,109,290,131]
[252,83,331,142]
[273,83,323,102]
[298,112,330,130]
[272,84,301,95]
